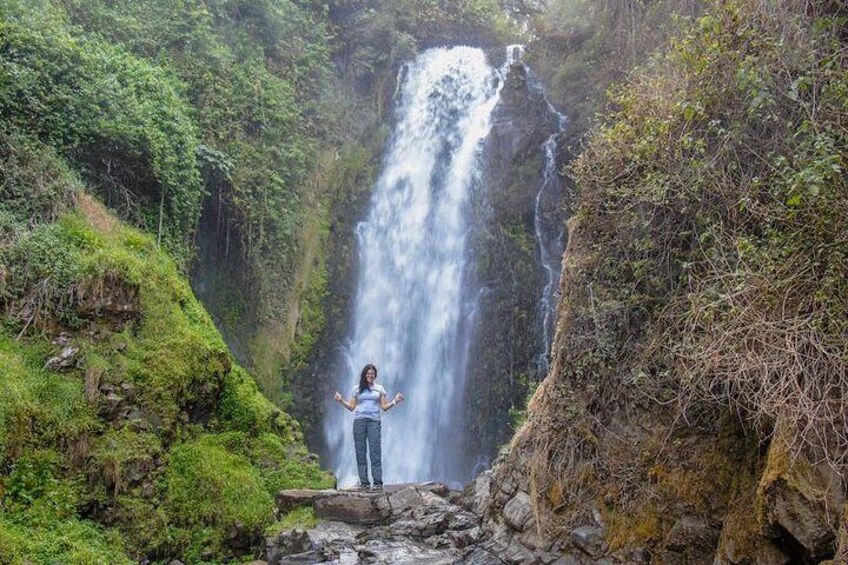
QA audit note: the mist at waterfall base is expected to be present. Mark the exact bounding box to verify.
[323,46,564,488]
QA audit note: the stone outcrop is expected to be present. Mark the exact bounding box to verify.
[266,483,486,564]
[266,479,604,564]
[264,436,847,564]
[471,150,848,565]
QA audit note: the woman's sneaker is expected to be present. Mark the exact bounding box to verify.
[371,484,383,492]
[347,484,370,492]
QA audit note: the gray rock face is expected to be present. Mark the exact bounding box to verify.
[460,545,508,564]
[668,516,715,548]
[308,521,364,548]
[387,486,426,515]
[266,528,310,563]
[314,492,389,525]
[659,516,719,565]
[767,480,837,558]
[569,526,607,558]
[717,535,791,565]
[276,489,335,514]
[44,345,80,371]
[463,471,493,517]
[355,538,459,564]
[463,56,567,474]
[267,483,490,564]
[267,480,604,564]
[503,492,533,532]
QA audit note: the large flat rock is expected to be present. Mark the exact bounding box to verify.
[276,483,452,517]
[313,492,391,525]
[276,489,336,514]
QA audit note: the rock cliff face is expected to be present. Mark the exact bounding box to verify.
[475,2,848,563]
[471,213,848,565]
[463,60,565,474]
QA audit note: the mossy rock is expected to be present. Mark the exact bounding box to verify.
[0,195,333,561]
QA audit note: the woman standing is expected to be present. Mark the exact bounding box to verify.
[333,364,405,491]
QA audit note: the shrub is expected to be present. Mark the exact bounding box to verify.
[0,2,202,255]
[572,0,848,475]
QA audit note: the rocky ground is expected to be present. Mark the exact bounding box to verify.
[255,475,617,565]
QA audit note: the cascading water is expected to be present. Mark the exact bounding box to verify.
[324,47,504,486]
[534,126,565,375]
[506,47,568,376]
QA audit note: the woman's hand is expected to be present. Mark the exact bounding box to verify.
[335,392,355,411]
[393,392,405,404]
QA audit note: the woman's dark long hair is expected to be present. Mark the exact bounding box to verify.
[358,364,377,395]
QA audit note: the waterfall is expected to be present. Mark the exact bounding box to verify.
[505,43,524,65]
[324,47,504,486]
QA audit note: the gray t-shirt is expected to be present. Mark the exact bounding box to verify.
[352,383,387,420]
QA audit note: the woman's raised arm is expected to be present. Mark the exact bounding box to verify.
[380,391,405,411]
[334,391,357,411]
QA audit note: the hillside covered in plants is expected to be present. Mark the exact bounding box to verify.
[0,165,333,561]
[483,0,848,563]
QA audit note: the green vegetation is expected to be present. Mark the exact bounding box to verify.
[1,0,518,397]
[329,0,516,86]
[0,3,201,257]
[59,0,333,311]
[0,208,333,560]
[165,435,274,558]
[523,0,702,135]
[0,336,132,564]
[573,0,848,469]
[57,0,331,273]
[266,505,319,536]
[0,0,523,558]
[0,0,334,379]
[507,374,537,430]
[526,0,847,554]
[0,141,331,561]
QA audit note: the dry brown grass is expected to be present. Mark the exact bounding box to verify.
[77,191,120,235]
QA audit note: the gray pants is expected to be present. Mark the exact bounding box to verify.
[353,418,382,486]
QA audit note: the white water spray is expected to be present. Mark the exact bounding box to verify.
[324,47,504,486]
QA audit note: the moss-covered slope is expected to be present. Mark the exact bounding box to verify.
[0,134,332,563]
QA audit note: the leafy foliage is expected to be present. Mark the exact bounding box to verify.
[0,3,202,256]
[0,129,81,230]
[523,0,703,134]
[329,0,515,86]
[59,0,334,348]
[574,0,848,465]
